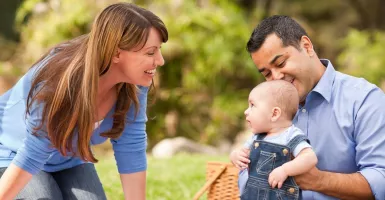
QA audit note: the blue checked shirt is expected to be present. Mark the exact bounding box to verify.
[294,59,385,200]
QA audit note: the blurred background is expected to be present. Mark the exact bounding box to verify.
[0,0,384,199]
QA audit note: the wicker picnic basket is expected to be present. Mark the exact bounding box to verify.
[193,162,240,200]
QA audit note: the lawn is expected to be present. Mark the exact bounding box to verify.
[95,153,230,200]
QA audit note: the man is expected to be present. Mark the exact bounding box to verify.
[246,15,385,200]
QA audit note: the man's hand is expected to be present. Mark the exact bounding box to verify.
[294,167,374,200]
[269,166,288,188]
[229,147,250,169]
[294,166,324,190]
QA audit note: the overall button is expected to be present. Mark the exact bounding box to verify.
[254,142,259,148]
[282,148,289,156]
[288,188,295,194]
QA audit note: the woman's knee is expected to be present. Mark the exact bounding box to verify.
[16,170,63,200]
[53,164,107,200]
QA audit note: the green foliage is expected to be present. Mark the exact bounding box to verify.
[1,0,384,149]
[147,0,261,146]
[338,30,385,85]
[0,36,17,61]
[96,154,229,200]
[7,0,262,147]
[14,0,103,64]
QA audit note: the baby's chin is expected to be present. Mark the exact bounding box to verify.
[250,128,268,134]
[250,128,263,134]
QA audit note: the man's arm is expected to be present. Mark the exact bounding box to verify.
[120,171,146,200]
[295,168,373,200]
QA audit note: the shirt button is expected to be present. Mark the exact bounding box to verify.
[302,109,306,113]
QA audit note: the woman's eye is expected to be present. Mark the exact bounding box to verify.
[147,52,155,56]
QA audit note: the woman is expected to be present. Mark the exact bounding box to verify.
[0,2,167,199]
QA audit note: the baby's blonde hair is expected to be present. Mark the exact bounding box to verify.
[251,80,299,120]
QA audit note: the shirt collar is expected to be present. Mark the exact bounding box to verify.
[311,59,336,103]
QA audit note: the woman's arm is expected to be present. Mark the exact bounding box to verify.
[111,86,149,198]
[0,92,55,199]
[120,171,146,200]
[0,163,33,200]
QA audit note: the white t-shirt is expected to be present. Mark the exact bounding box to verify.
[94,119,104,130]
[243,125,311,157]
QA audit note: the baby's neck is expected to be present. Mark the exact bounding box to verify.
[266,121,293,137]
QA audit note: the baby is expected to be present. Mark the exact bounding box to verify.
[230,80,318,199]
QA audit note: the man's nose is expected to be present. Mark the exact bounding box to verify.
[271,70,284,80]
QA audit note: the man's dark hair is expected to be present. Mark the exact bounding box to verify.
[246,15,308,53]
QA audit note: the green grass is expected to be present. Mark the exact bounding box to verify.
[95,153,229,200]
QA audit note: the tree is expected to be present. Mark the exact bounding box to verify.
[0,0,383,149]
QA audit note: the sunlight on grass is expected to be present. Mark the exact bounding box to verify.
[95,153,229,200]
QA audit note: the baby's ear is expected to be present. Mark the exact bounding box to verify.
[271,107,282,122]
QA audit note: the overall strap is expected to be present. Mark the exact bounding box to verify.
[286,134,310,153]
[256,133,267,140]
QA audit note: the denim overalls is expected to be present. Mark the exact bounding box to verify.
[241,133,309,200]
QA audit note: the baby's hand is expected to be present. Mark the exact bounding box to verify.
[230,147,250,169]
[268,166,288,189]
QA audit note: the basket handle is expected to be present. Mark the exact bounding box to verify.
[192,165,227,200]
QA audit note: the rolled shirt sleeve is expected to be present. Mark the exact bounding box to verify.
[111,86,148,174]
[360,168,385,200]
[354,87,385,200]
[12,100,54,175]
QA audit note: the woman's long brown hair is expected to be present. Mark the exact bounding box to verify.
[25,3,168,162]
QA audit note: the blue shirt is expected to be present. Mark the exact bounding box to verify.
[0,55,148,175]
[294,60,385,200]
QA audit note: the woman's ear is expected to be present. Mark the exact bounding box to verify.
[112,48,121,64]
[271,107,282,122]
